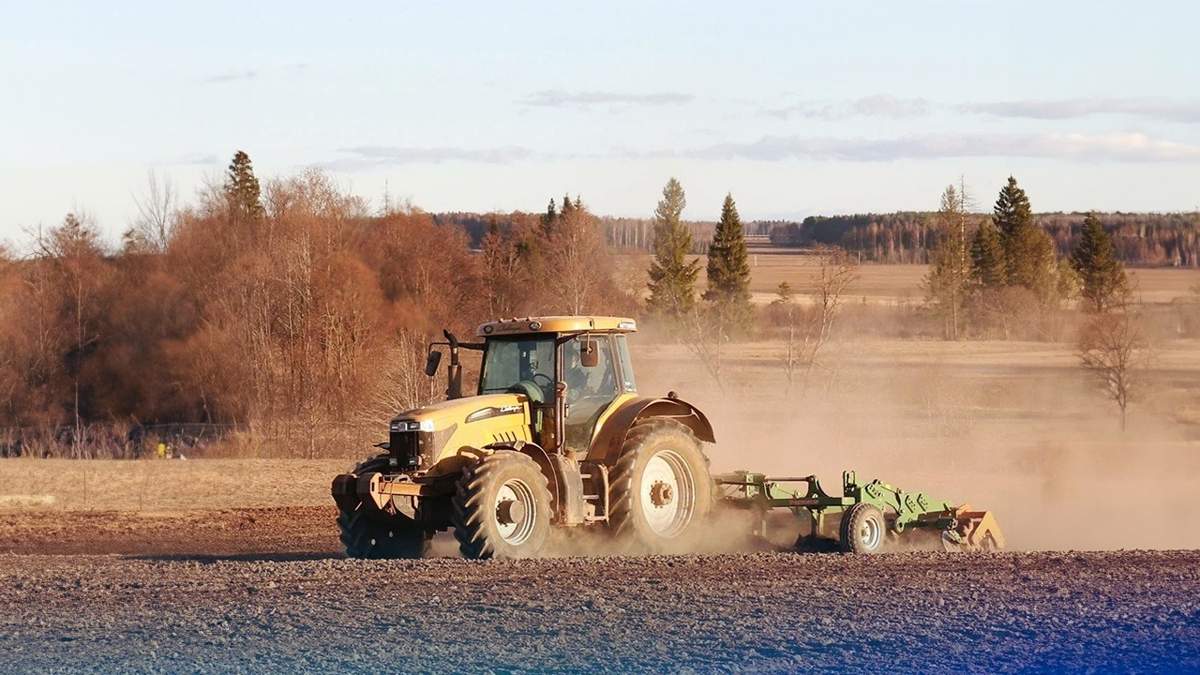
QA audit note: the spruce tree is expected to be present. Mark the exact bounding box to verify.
[926,185,971,339]
[542,198,557,229]
[1071,213,1129,313]
[991,175,1056,297]
[970,220,1006,288]
[703,193,752,318]
[224,150,264,221]
[646,178,699,318]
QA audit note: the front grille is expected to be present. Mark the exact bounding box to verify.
[389,430,424,469]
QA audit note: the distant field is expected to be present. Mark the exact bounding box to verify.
[618,249,1200,305]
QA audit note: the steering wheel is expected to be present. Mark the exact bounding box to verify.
[532,373,554,390]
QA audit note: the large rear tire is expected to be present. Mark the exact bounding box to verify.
[338,504,430,559]
[452,451,552,559]
[609,419,713,549]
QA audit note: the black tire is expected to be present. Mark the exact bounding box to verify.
[338,503,430,559]
[452,451,552,560]
[609,418,714,549]
[838,503,886,554]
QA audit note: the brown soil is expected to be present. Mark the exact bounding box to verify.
[1,508,1198,672]
[0,506,340,557]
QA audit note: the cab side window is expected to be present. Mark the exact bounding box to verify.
[563,335,619,448]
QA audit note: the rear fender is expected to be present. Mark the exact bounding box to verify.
[586,396,715,465]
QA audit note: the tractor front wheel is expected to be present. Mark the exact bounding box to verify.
[452,451,552,559]
[338,504,430,559]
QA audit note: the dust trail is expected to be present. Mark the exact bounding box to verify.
[634,337,1200,552]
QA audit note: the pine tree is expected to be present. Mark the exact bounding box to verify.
[542,198,557,229]
[926,184,971,339]
[703,193,752,319]
[224,150,264,221]
[646,178,699,318]
[560,193,575,217]
[1071,213,1129,313]
[991,175,1056,298]
[970,219,1006,288]
[993,176,1033,250]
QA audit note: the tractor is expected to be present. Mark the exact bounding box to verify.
[332,315,1005,559]
[332,316,715,559]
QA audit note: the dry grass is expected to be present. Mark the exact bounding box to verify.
[0,458,349,513]
[618,250,1200,306]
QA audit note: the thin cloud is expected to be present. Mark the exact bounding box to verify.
[200,64,310,85]
[520,89,693,108]
[959,97,1200,123]
[683,132,1200,163]
[323,145,535,169]
[201,69,258,84]
[767,95,931,120]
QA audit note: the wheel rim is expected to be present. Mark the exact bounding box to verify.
[857,514,882,551]
[639,449,696,538]
[495,478,537,545]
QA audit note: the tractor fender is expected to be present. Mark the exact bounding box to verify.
[586,395,715,465]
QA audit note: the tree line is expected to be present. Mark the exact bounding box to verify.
[768,210,1200,267]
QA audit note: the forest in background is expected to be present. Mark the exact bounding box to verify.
[765,211,1200,266]
[1,155,1195,458]
[445,209,1200,267]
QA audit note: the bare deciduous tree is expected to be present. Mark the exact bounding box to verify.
[772,249,858,393]
[542,205,610,315]
[1077,308,1147,431]
[679,303,731,392]
[129,171,177,251]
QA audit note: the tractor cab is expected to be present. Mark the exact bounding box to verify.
[466,316,639,454]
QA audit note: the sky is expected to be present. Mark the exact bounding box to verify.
[2,0,1199,244]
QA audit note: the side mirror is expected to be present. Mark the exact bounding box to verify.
[580,340,599,368]
[424,350,442,377]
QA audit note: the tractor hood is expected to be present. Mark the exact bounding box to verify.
[388,394,533,475]
[389,394,527,433]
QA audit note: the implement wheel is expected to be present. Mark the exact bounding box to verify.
[839,503,886,554]
[609,419,713,549]
[338,504,430,559]
[453,451,552,559]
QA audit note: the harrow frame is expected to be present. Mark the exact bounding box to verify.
[713,470,1005,553]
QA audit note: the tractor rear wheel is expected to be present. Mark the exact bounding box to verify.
[338,504,430,559]
[839,503,886,554]
[452,451,552,559]
[609,419,713,549]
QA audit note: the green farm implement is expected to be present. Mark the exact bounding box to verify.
[715,470,1005,554]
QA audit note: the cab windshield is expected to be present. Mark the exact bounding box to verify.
[479,336,556,402]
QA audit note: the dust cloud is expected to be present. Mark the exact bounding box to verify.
[633,337,1200,552]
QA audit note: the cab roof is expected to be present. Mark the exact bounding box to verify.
[476,316,638,337]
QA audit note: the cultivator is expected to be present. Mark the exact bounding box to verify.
[715,470,1005,554]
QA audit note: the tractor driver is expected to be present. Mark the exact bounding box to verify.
[563,336,618,449]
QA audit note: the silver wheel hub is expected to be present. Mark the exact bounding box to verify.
[857,515,882,550]
[639,450,696,538]
[495,479,537,545]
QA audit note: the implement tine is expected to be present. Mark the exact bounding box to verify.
[954,505,1006,551]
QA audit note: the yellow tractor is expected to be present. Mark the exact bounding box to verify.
[332,316,715,559]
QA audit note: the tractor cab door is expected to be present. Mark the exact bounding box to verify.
[563,334,620,451]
